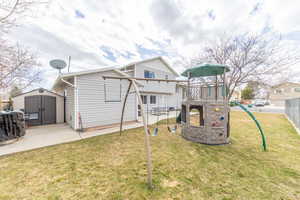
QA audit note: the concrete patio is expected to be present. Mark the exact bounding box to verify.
[0,111,178,156]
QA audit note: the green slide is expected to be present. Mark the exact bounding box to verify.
[176,112,181,124]
[234,102,267,151]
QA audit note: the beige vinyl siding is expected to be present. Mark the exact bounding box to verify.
[65,85,75,128]
[12,89,64,124]
[76,71,137,128]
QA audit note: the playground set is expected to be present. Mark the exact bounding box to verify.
[180,64,230,145]
[103,63,267,188]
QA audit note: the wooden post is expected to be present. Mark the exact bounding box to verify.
[223,68,227,101]
[131,79,153,188]
[223,68,229,138]
[215,75,218,101]
[120,81,132,135]
[187,72,191,100]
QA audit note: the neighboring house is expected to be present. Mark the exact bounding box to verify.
[269,82,300,106]
[52,57,183,130]
[230,90,241,101]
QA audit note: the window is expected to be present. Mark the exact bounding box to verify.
[150,95,156,104]
[220,86,226,97]
[141,95,147,104]
[144,70,155,78]
[165,75,169,80]
[181,105,186,123]
[104,79,122,102]
[275,89,282,94]
[182,88,186,99]
[295,88,300,92]
[189,105,204,127]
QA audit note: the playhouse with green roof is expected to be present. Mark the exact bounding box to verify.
[180,64,230,145]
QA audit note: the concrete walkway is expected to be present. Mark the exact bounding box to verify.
[0,111,178,156]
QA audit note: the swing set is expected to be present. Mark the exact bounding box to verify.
[167,95,180,134]
[102,75,186,188]
[102,64,267,188]
[146,98,159,136]
[146,93,181,136]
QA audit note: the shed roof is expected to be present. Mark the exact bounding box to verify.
[13,88,64,98]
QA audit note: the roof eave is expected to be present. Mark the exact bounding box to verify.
[119,56,179,77]
[52,67,144,90]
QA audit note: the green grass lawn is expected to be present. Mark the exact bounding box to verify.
[1,111,300,200]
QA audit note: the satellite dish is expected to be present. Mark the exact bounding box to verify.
[49,59,67,73]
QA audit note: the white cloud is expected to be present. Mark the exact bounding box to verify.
[6,0,300,89]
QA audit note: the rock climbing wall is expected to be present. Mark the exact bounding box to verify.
[181,101,229,145]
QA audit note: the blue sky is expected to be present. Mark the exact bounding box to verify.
[7,0,300,89]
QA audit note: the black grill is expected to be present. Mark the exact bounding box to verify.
[0,111,26,142]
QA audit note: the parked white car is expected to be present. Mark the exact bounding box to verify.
[254,99,265,107]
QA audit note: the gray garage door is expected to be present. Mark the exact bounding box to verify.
[25,95,56,126]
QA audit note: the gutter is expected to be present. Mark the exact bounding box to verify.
[61,77,75,88]
[59,76,78,130]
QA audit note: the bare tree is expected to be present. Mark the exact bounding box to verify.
[0,0,45,91]
[0,41,41,90]
[0,0,46,31]
[9,84,22,97]
[189,32,300,99]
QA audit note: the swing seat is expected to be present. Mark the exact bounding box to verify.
[148,128,159,136]
[168,125,177,133]
[152,128,159,136]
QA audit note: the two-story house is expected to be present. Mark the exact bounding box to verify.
[52,57,183,130]
[269,82,300,106]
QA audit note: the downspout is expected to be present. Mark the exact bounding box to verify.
[74,76,78,130]
[59,76,78,130]
[134,64,138,120]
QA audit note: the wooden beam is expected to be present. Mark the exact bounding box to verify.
[140,91,173,95]
[119,81,132,135]
[102,75,188,83]
[131,79,153,188]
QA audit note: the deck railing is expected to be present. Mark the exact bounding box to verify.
[188,85,226,101]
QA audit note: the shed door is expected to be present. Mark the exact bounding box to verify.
[25,95,56,126]
[25,95,42,126]
[42,96,56,125]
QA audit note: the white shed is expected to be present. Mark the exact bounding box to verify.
[12,88,64,126]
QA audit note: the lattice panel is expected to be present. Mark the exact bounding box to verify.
[189,87,202,100]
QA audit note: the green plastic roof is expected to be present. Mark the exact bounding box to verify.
[181,63,230,77]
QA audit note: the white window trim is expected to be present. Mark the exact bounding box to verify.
[144,70,155,78]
